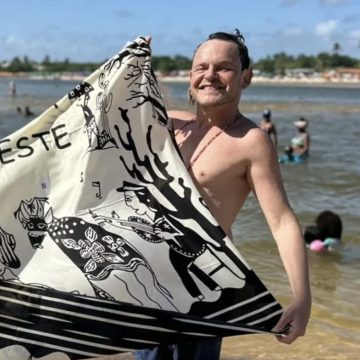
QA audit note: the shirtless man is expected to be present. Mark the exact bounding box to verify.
[135,30,311,360]
[260,108,278,147]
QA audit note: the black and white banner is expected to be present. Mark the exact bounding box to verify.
[0,37,283,359]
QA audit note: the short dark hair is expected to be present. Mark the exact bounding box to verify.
[304,210,343,244]
[206,29,251,70]
[316,210,342,240]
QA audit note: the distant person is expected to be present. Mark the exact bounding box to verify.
[304,211,342,252]
[24,106,34,117]
[278,145,304,164]
[290,117,310,159]
[260,108,278,147]
[16,107,22,114]
[8,80,16,96]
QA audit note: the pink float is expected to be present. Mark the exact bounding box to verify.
[309,239,326,253]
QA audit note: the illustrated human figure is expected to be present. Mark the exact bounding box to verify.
[92,182,245,301]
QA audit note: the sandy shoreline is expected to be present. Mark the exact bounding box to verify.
[1,72,360,88]
[158,75,360,88]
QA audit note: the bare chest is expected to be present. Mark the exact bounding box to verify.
[175,126,251,232]
[176,128,246,187]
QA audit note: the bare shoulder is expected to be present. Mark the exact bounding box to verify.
[233,115,276,158]
[233,115,262,140]
[167,110,195,129]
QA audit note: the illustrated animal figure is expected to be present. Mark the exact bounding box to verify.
[0,227,20,280]
[14,197,177,310]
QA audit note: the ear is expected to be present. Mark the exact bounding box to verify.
[44,208,54,224]
[241,68,253,89]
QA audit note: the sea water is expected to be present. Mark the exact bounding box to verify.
[1,78,359,360]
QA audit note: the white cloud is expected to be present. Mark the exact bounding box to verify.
[5,35,17,45]
[280,0,301,6]
[282,26,304,37]
[321,0,348,5]
[349,29,360,39]
[315,20,338,36]
[347,29,360,47]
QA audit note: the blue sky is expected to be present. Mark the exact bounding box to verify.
[1,0,360,62]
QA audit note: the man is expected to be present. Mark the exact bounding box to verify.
[260,108,278,147]
[135,30,311,360]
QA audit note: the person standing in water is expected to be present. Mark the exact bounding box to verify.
[8,80,16,96]
[135,30,311,360]
[291,117,310,158]
[260,108,278,147]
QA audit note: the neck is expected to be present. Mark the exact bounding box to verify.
[196,106,241,128]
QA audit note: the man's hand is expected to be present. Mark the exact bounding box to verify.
[272,299,311,344]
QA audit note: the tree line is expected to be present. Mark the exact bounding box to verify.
[1,51,359,75]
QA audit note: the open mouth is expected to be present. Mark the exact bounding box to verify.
[199,84,224,91]
[28,232,46,249]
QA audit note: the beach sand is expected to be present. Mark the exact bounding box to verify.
[158,75,360,88]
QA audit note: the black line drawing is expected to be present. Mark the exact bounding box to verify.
[68,81,117,151]
[91,182,246,301]
[92,181,102,199]
[14,197,177,310]
[0,227,20,280]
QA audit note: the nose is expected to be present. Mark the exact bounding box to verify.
[204,66,217,80]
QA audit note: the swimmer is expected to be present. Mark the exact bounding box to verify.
[291,118,310,158]
[304,211,342,252]
[260,108,277,147]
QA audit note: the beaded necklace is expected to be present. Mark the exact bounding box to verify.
[175,116,241,171]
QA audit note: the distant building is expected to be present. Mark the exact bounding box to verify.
[285,68,318,79]
[326,68,360,82]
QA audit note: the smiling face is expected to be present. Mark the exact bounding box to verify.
[190,39,246,110]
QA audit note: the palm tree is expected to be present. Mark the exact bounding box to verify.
[333,42,341,54]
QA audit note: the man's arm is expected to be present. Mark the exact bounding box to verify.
[246,128,311,344]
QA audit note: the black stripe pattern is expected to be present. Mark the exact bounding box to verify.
[0,281,281,359]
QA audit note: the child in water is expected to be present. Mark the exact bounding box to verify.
[304,210,342,252]
[278,145,304,164]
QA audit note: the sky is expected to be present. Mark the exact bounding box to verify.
[1,0,360,63]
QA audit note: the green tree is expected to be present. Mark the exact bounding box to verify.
[273,52,288,76]
[254,56,275,74]
[8,56,33,72]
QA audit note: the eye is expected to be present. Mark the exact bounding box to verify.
[193,66,206,73]
[217,66,234,73]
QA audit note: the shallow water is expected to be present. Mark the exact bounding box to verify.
[1,78,359,359]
